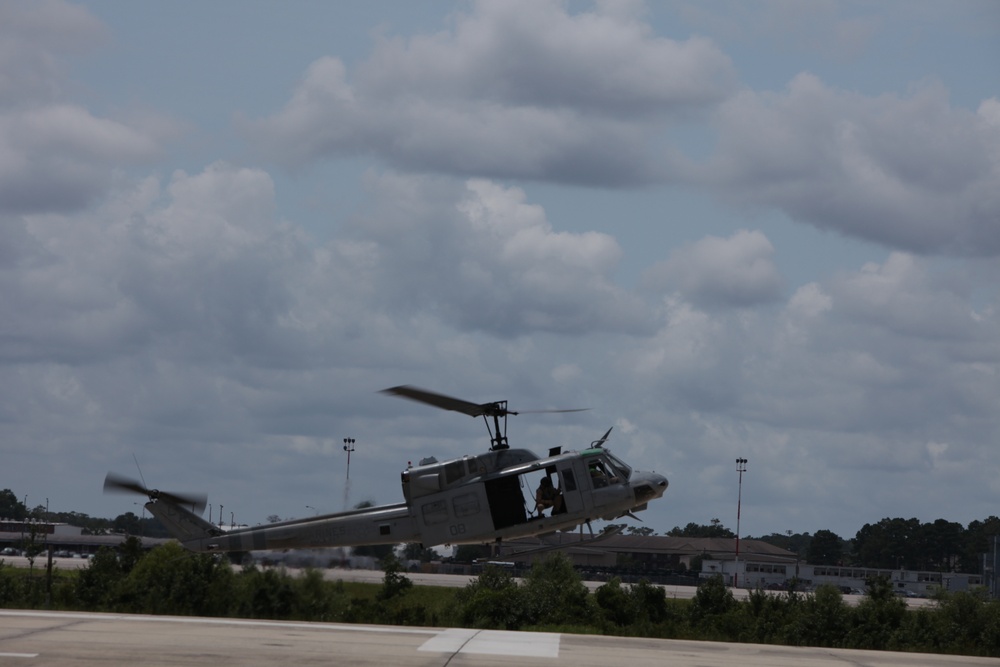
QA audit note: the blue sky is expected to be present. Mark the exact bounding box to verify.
[2,1,999,543]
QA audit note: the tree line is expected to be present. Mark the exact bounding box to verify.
[2,543,999,658]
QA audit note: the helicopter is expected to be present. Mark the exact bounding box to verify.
[104,386,669,554]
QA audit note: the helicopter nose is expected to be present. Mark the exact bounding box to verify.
[632,472,669,504]
[651,473,668,496]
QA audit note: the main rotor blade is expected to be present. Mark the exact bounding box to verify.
[381,385,588,418]
[381,385,499,417]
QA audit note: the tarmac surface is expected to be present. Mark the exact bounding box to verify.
[1,609,997,667]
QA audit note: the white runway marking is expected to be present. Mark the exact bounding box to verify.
[419,628,560,658]
[0,653,39,658]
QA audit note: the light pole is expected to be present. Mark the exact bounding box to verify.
[735,457,748,588]
[343,438,356,480]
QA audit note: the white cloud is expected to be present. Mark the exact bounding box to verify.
[0,3,164,214]
[0,0,107,106]
[703,74,1000,256]
[247,0,735,185]
[641,229,784,307]
[349,173,651,336]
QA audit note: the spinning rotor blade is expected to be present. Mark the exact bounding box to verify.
[381,385,503,417]
[103,472,208,515]
[103,472,148,496]
[381,385,588,417]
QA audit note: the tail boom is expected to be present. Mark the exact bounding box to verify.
[146,500,419,553]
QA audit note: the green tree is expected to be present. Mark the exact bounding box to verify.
[455,564,527,629]
[689,574,736,625]
[377,554,413,601]
[594,577,632,627]
[916,519,964,572]
[521,553,590,627]
[793,585,849,647]
[0,489,27,520]
[75,547,126,610]
[668,519,735,538]
[853,518,921,569]
[806,529,843,565]
[118,542,237,616]
[961,516,1000,573]
[847,576,907,649]
[595,577,670,632]
[236,565,294,619]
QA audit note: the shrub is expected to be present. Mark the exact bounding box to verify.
[521,553,591,628]
[455,564,527,629]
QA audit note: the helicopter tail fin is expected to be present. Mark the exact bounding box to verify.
[144,500,220,545]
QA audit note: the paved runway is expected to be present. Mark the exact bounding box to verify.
[0,610,996,667]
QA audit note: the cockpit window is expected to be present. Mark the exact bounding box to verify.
[587,458,621,488]
[603,452,632,482]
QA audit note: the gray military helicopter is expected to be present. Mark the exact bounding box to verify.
[104,386,669,554]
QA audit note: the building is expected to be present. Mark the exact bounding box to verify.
[701,558,984,595]
[496,532,797,583]
[496,532,985,595]
[0,519,168,557]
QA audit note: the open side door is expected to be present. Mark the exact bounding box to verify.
[485,475,526,530]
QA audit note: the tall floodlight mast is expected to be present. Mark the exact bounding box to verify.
[735,457,748,588]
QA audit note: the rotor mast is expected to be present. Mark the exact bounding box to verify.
[482,400,513,450]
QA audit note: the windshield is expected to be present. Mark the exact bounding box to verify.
[603,451,632,482]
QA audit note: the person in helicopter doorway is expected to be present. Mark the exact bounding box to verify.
[535,476,564,516]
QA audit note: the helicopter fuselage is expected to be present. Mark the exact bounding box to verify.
[159,444,668,553]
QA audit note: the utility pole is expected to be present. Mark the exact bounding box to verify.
[343,438,356,480]
[343,437,356,511]
[735,458,748,588]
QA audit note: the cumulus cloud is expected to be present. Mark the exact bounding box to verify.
[740,253,1000,440]
[246,0,735,185]
[244,1,1000,265]
[0,3,166,214]
[0,105,161,213]
[641,229,784,307]
[0,0,107,107]
[703,74,1000,256]
[348,173,651,336]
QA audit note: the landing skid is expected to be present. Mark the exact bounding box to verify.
[503,523,623,560]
